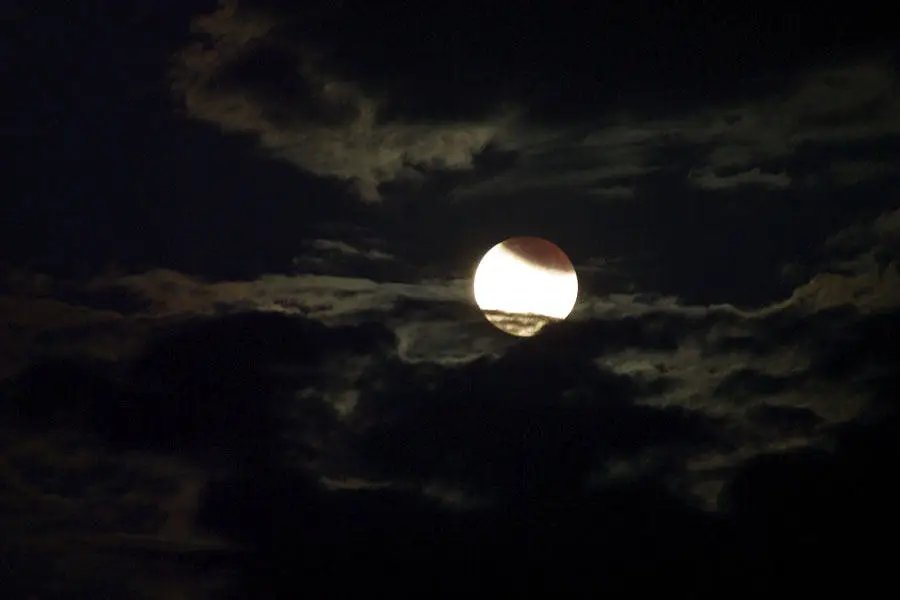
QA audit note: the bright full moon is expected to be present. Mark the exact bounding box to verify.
[473,237,578,337]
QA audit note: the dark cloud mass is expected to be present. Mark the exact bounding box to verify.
[3,0,900,597]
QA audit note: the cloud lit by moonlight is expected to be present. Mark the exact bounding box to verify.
[473,237,578,336]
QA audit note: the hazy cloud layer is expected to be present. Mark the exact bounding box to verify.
[6,2,900,596]
[4,209,898,514]
[172,1,513,201]
[460,62,900,199]
[4,208,899,595]
[172,5,899,201]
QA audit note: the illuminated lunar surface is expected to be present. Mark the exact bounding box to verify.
[473,237,578,336]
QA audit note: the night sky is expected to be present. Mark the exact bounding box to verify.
[3,1,900,597]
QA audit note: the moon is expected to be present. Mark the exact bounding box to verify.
[473,237,578,337]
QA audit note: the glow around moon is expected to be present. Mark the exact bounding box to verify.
[473,237,578,336]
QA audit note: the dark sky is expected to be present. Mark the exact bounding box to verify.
[2,1,900,597]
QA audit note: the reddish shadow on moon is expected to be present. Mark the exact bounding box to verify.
[502,237,574,272]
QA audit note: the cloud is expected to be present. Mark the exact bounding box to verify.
[393,318,514,365]
[455,61,900,199]
[450,128,653,199]
[1,313,392,461]
[171,1,513,201]
[830,159,899,186]
[717,414,900,586]
[780,207,900,313]
[688,167,791,190]
[785,265,900,312]
[94,268,465,320]
[0,294,138,380]
[747,403,823,435]
[4,206,899,516]
[592,304,900,505]
[8,3,900,594]
[172,1,899,206]
[687,62,900,184]
[1,266,498,373]
[87,269,518,366]
[309,239,394,261]
[0,435,238,598]
[289,238,399,277]
[713,368,802,399]
[575,208,900,501]
[353,337,723,500]
[5,259,900,596]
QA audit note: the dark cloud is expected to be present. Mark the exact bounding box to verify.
[174,2,900,213]
[355,328,724,499]
[747,404,823,434]
[3,287,900,596]
[2,313,393,460]
[193,466,741,597]
[3,0,373,281]
[5,1,900,596]
[169,1,900,311]
[172,2,507,201]
[718,416,900,591]
[190,416,900,597]
[212,39,359,126]
[714,368,801,399]
[245,1,898,123]
[805,311,900,387]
